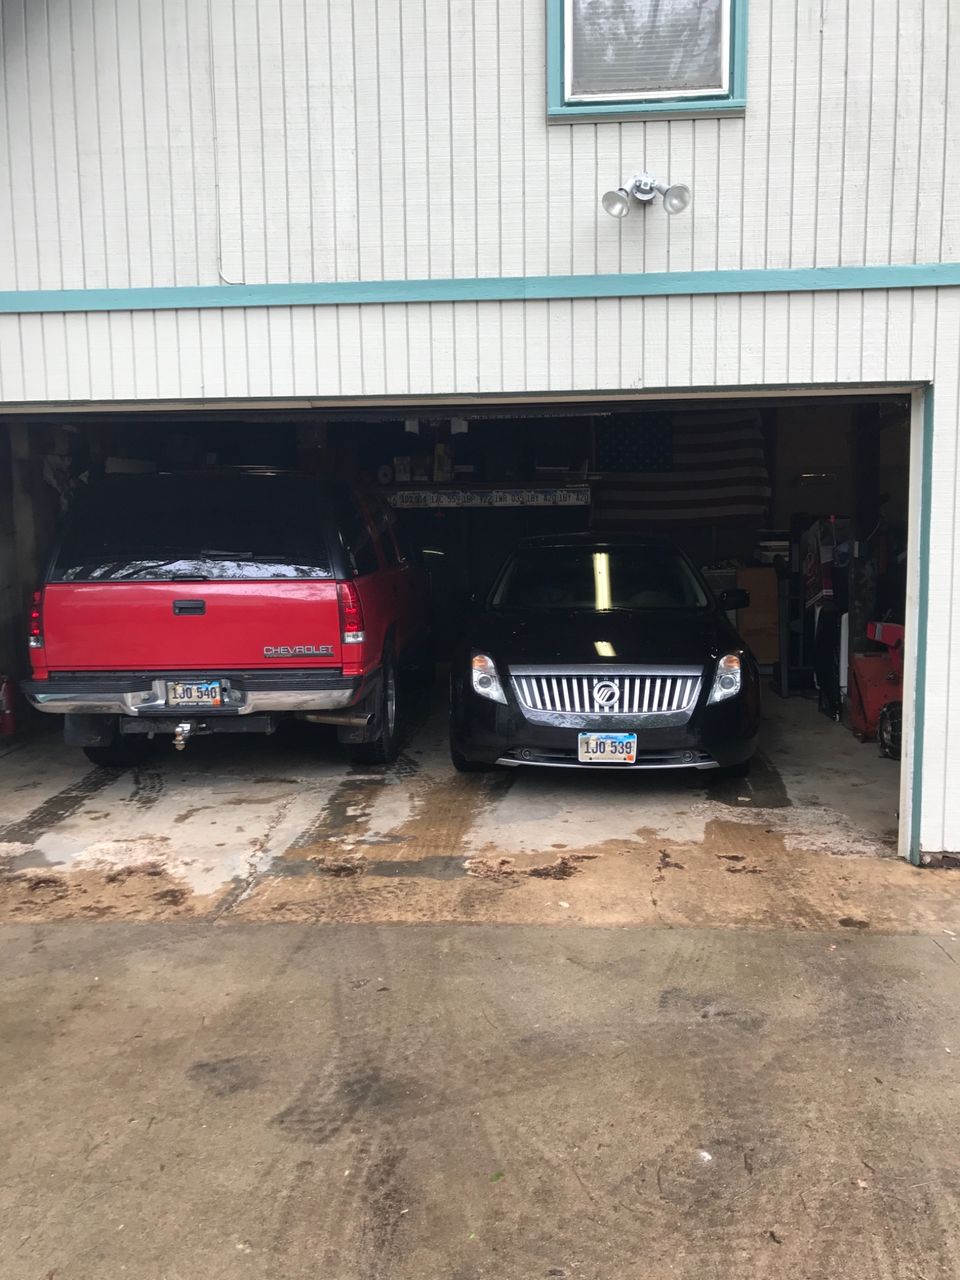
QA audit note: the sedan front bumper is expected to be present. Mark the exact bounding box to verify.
[452,684,759,770]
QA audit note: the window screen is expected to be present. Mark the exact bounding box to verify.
[568,0,726,101]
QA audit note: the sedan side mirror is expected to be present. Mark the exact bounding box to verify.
[718,587,750,611]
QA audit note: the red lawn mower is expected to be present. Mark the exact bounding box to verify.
[848,621,904,759]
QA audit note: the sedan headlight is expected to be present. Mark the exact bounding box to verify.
[708,653,742,704]
[471,653,508,704]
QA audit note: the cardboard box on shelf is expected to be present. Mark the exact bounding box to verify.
[736,567,779,665]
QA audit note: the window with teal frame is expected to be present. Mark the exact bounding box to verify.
[547,0,747,121]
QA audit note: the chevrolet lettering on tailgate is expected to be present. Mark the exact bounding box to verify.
[263,644,334,658]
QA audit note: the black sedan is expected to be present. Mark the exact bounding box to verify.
[449,533,760,775]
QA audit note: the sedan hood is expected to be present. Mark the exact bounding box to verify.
[470,609,738,668]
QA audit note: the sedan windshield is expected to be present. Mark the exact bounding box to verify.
[491,545,709,612]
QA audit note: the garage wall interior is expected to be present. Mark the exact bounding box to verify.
[0,0,957,861]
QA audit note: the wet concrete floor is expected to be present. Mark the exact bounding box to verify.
[0,690,912,928]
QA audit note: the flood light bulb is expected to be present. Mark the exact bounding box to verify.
[601,188,632,218]
[661,183,692,216]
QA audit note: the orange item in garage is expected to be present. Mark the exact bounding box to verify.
[736,567,779,664]
[848,651,902,742]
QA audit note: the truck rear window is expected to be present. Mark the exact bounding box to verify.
[50,473,335,582]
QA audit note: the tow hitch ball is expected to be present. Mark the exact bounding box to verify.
[173,721,194,752]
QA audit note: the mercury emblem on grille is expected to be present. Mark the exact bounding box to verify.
[592,680,621,708]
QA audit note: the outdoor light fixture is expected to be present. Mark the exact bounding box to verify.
[601,171,691,218]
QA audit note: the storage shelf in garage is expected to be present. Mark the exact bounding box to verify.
[383,486,591,509]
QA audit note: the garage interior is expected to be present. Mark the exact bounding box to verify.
[0,392,912,895]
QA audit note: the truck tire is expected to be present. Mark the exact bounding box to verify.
[353,647,400,765]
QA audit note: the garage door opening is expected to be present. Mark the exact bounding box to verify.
[338,397,910,855]
[2,390,913,862]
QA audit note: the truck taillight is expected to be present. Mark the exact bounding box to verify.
[338,582,365,644]
[28,590,44,649]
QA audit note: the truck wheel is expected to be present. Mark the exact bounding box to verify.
[353,648,400,765]
[83,736,153,768]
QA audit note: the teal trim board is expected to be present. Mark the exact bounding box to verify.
[546,0,748,120]
[910,388,934,866]
[4,262,960,315]
[731,0,748,101]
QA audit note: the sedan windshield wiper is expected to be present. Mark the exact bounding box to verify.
[200,548,255,560]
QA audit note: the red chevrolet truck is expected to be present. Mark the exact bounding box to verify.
[23,469,431,766]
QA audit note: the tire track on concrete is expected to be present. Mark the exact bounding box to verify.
[264,931,413,1280]
[206,795,298,919]
[284,769,383,856]
[0,767,123,847]
[229,766,519,923]
[123,766,165,811]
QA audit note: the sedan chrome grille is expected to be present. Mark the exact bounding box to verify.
[509,666,703,720]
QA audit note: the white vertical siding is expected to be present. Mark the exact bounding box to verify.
[2,0,958,293]
[0,287,942,401]
[0,283,952,455]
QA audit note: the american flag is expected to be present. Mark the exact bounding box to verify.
[591,412,771,527]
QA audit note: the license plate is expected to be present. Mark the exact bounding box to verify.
[166,679,222,708]
[578,732,637,764]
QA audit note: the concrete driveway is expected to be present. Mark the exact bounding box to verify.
[4,693,960,1278]
[3,922,960,1280]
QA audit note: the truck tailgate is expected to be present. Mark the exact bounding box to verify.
[41,581,343,671]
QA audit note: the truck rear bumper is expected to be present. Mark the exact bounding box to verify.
[22,669,376,717]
